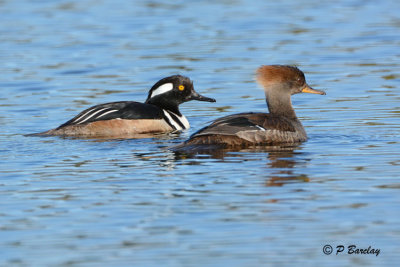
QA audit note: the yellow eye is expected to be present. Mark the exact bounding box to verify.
[178,85,185,91]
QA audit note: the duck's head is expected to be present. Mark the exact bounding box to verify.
[145,75,215,114]
[256,65,326,96]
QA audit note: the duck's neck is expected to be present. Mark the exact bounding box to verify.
[146,98,182,116]
[265,87,297,119]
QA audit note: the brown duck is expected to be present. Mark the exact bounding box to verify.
[175,65,325,148]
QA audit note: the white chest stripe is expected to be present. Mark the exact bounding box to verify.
[150,83,173,99]
[163,110,181,130]
[178,114,190,129]
[163,110,190,130]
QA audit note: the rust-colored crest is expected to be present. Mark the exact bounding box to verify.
[256,65,305,89]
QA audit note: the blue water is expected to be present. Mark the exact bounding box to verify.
[1,0,399,266]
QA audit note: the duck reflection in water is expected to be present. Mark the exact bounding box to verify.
[265,149,310,187]
[171,144,310,187]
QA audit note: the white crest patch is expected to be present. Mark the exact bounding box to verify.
[150,83,174,99]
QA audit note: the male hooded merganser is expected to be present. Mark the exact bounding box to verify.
[31,75,215,137]
[174,65,325,148]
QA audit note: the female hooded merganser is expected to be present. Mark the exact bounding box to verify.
[32,75,215,137]
[174,65,325,148]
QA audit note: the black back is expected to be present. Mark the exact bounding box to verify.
[57,101,164,128]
